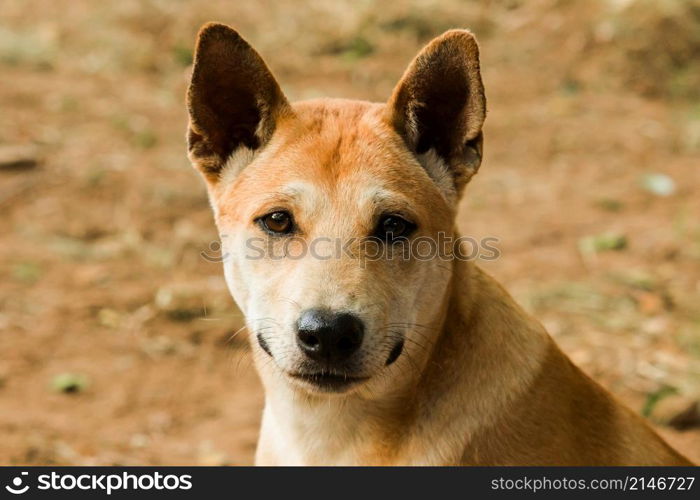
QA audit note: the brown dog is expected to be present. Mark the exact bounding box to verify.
[186,23,692,465]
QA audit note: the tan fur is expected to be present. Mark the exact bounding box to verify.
[186,23,692,466]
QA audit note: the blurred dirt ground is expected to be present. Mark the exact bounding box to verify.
[1,0,699,465]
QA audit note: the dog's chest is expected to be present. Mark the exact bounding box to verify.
[259,401,402,465]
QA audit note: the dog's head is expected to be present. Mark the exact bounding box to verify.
[187,24,486,395]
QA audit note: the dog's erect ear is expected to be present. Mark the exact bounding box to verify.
[187,23,291,182]
[387,30,486,195]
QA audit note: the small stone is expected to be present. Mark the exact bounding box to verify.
[641,173,676,197]
[50,373,89,394]
[0,144,40,170]
[667,401,700,430]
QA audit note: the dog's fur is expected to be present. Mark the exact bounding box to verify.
[186,23,692,465]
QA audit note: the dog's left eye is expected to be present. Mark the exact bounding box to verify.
[375,215,415,241]
[259,211,294,234]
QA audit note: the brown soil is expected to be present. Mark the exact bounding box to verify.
[1,0,699,465]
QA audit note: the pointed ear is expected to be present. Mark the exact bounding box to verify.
[387,30,486,195]
[187,23,291,183]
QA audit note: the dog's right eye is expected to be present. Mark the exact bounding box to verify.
[374,215,415,242]
[259,211,294,235]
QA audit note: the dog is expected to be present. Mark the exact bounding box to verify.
[185,23,692,465]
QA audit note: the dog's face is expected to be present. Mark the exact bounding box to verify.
[187,24,485,395]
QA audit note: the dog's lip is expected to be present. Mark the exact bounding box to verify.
[287,371,369,391]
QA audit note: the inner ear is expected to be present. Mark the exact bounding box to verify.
[187,23,291,182]
[387,30,486,194]
[413,74,469,158]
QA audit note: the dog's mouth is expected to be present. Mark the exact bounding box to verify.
[287,371,370,393]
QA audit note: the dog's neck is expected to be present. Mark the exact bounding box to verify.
[256,259,551,465]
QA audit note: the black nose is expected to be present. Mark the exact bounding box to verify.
[296,309,364,363]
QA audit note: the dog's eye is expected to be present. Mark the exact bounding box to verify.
[260,211,293,234]
[375,215,415,242]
